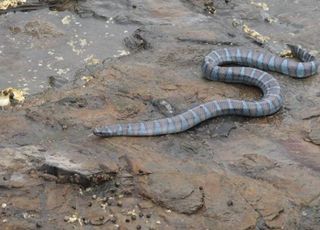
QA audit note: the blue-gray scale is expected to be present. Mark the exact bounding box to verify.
[94,45,319,137]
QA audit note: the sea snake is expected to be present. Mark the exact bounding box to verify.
[93,45,318,137]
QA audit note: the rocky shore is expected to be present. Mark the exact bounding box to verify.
[1,0,320,229]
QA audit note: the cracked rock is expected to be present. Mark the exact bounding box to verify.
[138,173,203,214]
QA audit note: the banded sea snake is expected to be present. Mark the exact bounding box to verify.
[93,45,318,137]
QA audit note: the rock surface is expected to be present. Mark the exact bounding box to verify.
[309,121,320,145]
[1,0,320,229]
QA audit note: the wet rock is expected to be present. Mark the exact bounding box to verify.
[25,107,62,130]
[138,200,154,209]
[229,154,278,179]
[11,132,34,146]
[138,173,204,214]
[76,0,131,20]
[0,146,45,190]
[0,146,45,172]
[0,6,134,93]
[151,99,175,116]
[113,14,142,25]
[160,137,214,161]
[234,178,298,229]
[183,0,234,14]
[39,153,114,187]
[261,11,278,24]
[299,206,320,230]
[176,36,238,46]
[0,146,114,188]
[309,123,320,145]
[255,217,269,230]
[108,95,141,120]
[299,107,320,120]
[24,20,63,39]
[57,96,88,108]
[124,28,150,51]
[90,216,109,226]
[1,0,320,229]
[48,75,69,89]
[211,120,237,137]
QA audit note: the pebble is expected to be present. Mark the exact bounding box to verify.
[92,195,97,200]
[64,216,70,222]
[131,214,137,220]
[83,218,89,225]
[100,203,107,209]
[22,212,29,219]
[227,200,234,207]
[1,203,7,209]
[90,216,106,226]
[111,216,117,223]
[139,212,144,218]
[136,225,142,230]
[117,201,123,207]
[107,199,113,206]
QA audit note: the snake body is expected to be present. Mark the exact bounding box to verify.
[94,45,318,137]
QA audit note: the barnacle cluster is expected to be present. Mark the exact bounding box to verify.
[0,87,26,107]
[0,0,26,10]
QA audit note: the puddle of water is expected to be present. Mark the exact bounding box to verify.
[0,9,137,93]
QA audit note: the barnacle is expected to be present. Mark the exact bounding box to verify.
[250,1,269,11]
[279,49,294,58]
[242,24,270,44]
[0,0,26,10]
[1,87,26,103]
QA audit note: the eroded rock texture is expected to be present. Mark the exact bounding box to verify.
[1,0,320,229]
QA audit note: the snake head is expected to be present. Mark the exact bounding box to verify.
[93,127,109,137]
[93,125,118,137]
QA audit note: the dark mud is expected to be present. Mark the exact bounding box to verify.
[1,0,320,229]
